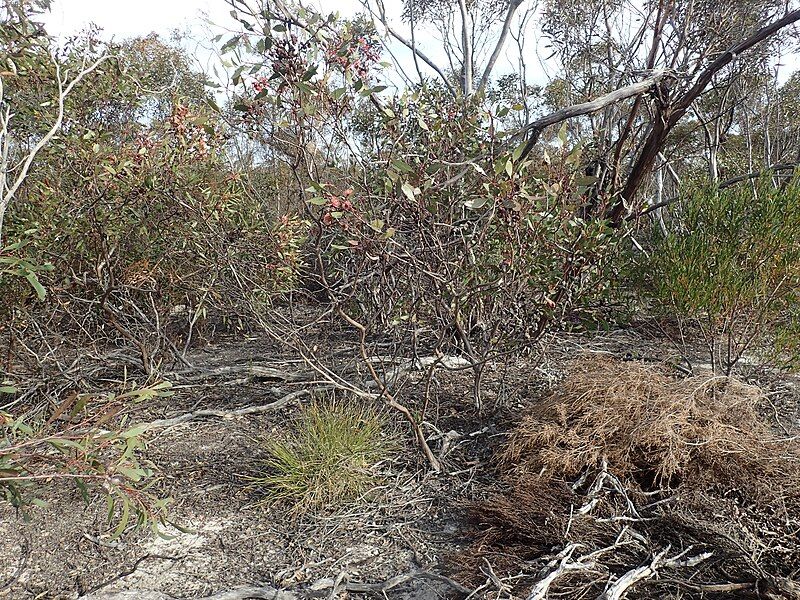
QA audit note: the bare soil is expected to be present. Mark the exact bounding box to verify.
[2,326,798,599]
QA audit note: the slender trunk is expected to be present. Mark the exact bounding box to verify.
[457,0,473,97]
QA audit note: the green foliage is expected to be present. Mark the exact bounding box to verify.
[3,33,305,337]
[634,179,800,373]
[253,400,393,512]
[0,380,173,536]
[0,237,52,300]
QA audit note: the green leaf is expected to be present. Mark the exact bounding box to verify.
[117,466,145,482]
[111,497,131,539]
[0,386,17,394]
[391,159,414,174]
[302,66,318,81]
[465,197,489,210]
[557,121,568,146]
[24,272,46,300]
[471,163,487,176]
[121,424,151,439]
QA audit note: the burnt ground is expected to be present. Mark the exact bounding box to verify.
[1,326,799,600]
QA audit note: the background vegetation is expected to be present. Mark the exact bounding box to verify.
[3,0,800,596]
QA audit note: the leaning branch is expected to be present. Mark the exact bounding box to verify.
[675,8,800,114]
[476,0,525,94]
[613,8,800,223]
[517,71,673,161]
[364,0,458,98]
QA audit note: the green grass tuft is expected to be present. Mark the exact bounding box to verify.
[252,400,393,512]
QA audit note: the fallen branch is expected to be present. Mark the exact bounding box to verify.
[200,586,298,600]
[173,364,312,383]
[598,546,713,600]
[81,554,185,597]
[136,388,323,430]
[81,587,296,600]
[311,570,473,596]
[0,538,28,595]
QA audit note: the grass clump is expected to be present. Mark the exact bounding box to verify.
[254,400,393,512]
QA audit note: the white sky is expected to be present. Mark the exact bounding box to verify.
[39,0,799,91]
[41,0,362,39]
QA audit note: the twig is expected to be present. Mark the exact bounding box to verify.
[82,554,185,595]
[0,538,28,596]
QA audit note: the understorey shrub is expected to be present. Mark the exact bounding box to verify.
[632,178,800,374]
[0,380,174,535]
[221,9,626,410]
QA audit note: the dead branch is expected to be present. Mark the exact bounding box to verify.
[81,587,297,600]
[174,364,312,383]
[337,306,442,472]
[517,71,674,161]
[526,543,600,600]
[199,587,298,600]
[598,547,713,600]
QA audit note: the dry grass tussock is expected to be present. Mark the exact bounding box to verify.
[460,357,800,598]
[501,356,799,495]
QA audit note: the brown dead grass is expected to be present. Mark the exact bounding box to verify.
[500,356,798,496]
[459,357,800,597]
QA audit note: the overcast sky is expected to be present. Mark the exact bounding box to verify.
[42,0,363,40]
[39,0,799,91]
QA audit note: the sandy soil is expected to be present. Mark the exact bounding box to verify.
[3,326,794,599]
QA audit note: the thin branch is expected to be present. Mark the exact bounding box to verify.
[364,0,458,98]
[476,0,525,94]
[457,0,473,96]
